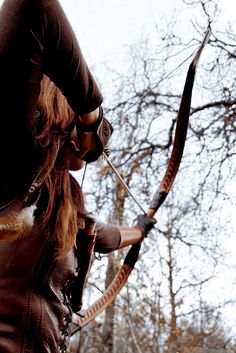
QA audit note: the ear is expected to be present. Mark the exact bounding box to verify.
[68,140,79,153]
[64,140,85,171]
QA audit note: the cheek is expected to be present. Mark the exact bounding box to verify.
[70,156,85,171]
[65,143,85,171]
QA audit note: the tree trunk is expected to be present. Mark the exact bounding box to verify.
[99,252,116,353]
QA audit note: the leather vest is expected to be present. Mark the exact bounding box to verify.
[0,225,79,353]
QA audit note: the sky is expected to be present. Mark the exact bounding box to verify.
[60,0,236,69]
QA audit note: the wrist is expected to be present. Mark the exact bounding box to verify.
[75,106,113,163]
[79,107,100,126]
[77,107,103,132]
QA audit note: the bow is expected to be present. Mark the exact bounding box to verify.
[73,28,211,329]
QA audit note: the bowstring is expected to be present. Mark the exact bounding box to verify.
[80,162,87,190]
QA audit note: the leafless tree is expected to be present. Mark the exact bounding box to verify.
[69,1,236,352]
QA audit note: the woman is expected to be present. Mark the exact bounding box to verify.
[0,1,156,352]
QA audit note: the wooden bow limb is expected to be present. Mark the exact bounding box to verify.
[147,27,211,218]
[73,28,211,330]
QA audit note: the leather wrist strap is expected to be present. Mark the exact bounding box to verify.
[76,106,103,132]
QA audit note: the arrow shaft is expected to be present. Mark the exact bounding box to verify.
[103,153,146,214]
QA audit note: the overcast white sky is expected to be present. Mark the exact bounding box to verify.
[60,0,236,69]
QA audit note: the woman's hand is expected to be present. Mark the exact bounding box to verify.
[79,108,100,125]
[76,106,113,163]
[133,214,157,238]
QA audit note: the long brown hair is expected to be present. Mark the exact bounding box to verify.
[35,75,86,258]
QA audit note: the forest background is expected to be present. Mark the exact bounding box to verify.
[60,0,236,352]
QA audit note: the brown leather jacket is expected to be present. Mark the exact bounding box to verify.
[0,222,120,353]
[0,225,77,353]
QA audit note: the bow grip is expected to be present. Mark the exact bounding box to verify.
[146,190,167,217]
